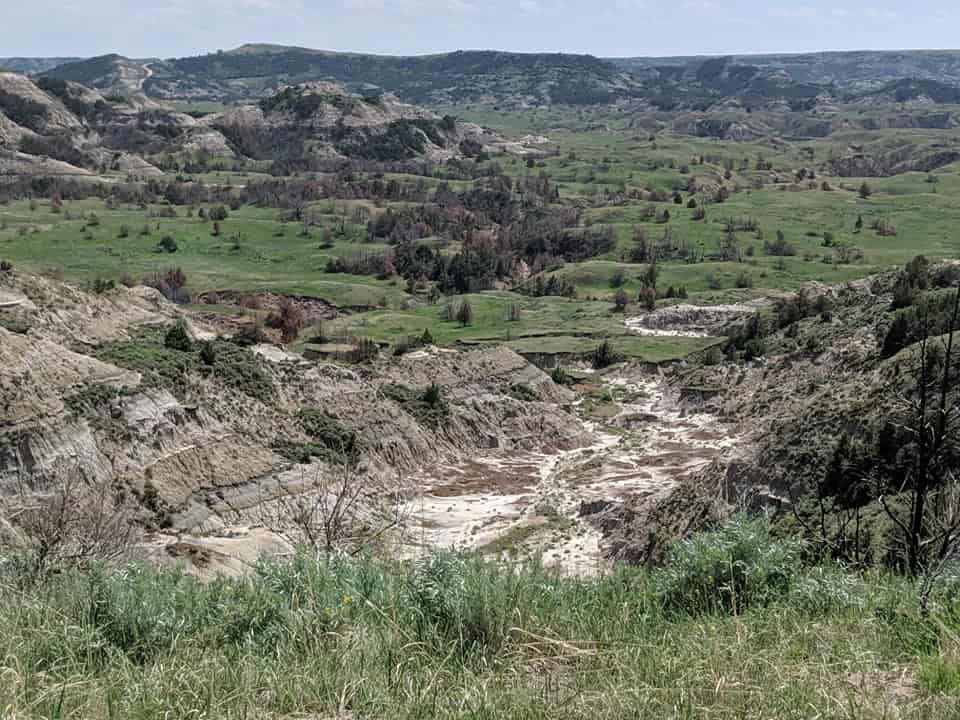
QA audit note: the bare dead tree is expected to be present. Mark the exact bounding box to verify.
[879,284,960,580]
[3,461,140,578]
[789,483,865,567]
[260,451,408,555]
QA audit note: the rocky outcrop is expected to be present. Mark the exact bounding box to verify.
[0,272,587,568]
[0,72,86,135]
[207,81,520,162]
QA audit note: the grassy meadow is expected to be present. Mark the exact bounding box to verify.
[2,109,960,361]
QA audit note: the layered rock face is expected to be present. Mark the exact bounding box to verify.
[0,271,586,567]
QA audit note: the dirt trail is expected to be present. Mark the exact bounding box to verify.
[404,370,739,574]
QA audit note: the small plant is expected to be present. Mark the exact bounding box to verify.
[591,339,623,369]
[422,383,443,406]
[550,365,571,386]
[92,277,116,294]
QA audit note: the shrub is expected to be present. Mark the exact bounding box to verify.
[0,260,11,273]
[346,337,379,363]
[199,341,217,366]
[875,219,897,237]
[735,271,754,289]
[230,323,267,347]
[209,205,229,222]
[508,383,539,402]
[422,382,443,406]
[92,277,115,294]
[265,298,305,343]
[763,230,796,257]
[551,365,572,386]
[156,235,178,253]
[456,300,473,327]
[742,337,766,360]
[144,268,190,304]
[381,383,449,427]
[612,288,630,312]
[639,286,656,311]
[591,339,623,369]
[655,516,801,615]
[295,409,363,462]
[164,320,193,352]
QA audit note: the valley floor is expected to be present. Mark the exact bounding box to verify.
[404,366,738,574]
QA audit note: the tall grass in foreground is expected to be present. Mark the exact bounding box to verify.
[2,517,960,718]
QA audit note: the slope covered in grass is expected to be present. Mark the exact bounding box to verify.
[2,518,960,718]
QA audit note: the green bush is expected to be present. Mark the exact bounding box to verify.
[97,327,272,402]
[508,383,539,402]
[163,320,193,352]
[655,516,801,615]
[293,409,362,462]
[381,383,449,427]
[550,365,572,385]
[591,339,623,369]
[156,235,178,254]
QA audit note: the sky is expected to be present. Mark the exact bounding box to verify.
[2,0,958,59]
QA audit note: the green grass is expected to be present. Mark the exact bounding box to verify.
[2,517,960,718]
[0,199,406,308]
[331,290,720,361]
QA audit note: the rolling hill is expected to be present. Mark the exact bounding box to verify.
[0,57,82,74]
[611,49,960,92]
[0,71,522,178]
[43,46,639,106]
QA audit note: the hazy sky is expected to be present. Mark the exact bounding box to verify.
[3,0,958,59]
